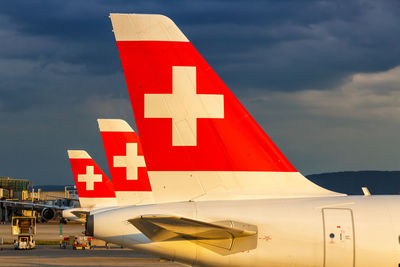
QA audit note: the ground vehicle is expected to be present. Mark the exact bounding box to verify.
[14,235,35,250]
[73,235,90,250]
[11,216,36,250]
[59,236,75,249]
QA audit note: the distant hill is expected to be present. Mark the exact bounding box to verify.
[307,171,400,195]
[34,171,400,195]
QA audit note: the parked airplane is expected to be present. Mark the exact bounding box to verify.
[63,150,118,222]
[86,14,400,267]
[0,198,75,222]
[0,185,77,222]
[64,119,154,221]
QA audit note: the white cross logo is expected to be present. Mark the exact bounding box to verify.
[144,66,224,146]
[113,143,146,180]
[78,166,102,191]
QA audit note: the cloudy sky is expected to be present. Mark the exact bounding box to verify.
[0,0,399,185]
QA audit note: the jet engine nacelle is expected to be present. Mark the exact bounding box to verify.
[40,208,55,221]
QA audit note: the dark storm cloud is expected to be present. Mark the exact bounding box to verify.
[0,1,121,77]
[2,0,400,92]
[183,0,400,92]
[0,0,400,184]
[103,0,399,92]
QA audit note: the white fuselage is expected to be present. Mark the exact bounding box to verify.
[63,205,134,223]
[91,195,400,267]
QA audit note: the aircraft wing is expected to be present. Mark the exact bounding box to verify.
[0,199,66,209]
[46,195,79,201]
[128,215,257,251]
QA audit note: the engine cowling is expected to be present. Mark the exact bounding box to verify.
[41,208,55,221]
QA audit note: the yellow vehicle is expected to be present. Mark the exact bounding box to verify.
[11,216,36,250]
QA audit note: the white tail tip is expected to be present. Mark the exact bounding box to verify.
[97,119,135,132]
[109,13,188,42]
[67,150,91,159]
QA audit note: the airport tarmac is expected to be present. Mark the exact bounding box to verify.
[0,223,181,266]
[0,245,182,266]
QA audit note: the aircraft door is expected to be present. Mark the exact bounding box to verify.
[323,208,354,267]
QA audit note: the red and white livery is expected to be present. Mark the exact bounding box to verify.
[98,119,153,205]
[64,150,117,221]
[110,13,341,202]
[67,150,117,208]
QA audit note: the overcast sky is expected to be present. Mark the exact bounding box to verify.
[0,0,400,185]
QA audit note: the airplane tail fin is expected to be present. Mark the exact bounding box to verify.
[109,14,343,201]
[67,150,117,208]
[97,119,153,205]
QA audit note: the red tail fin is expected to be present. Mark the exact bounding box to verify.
[97,119,153,205]
[67,150,117,208]
[110,14,295,172]
[109,14,342,200]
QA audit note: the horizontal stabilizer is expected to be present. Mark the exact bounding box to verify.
[71,210,89,220]
[128,215,257,251]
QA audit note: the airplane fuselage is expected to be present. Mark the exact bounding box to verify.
[90,195,400,267]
